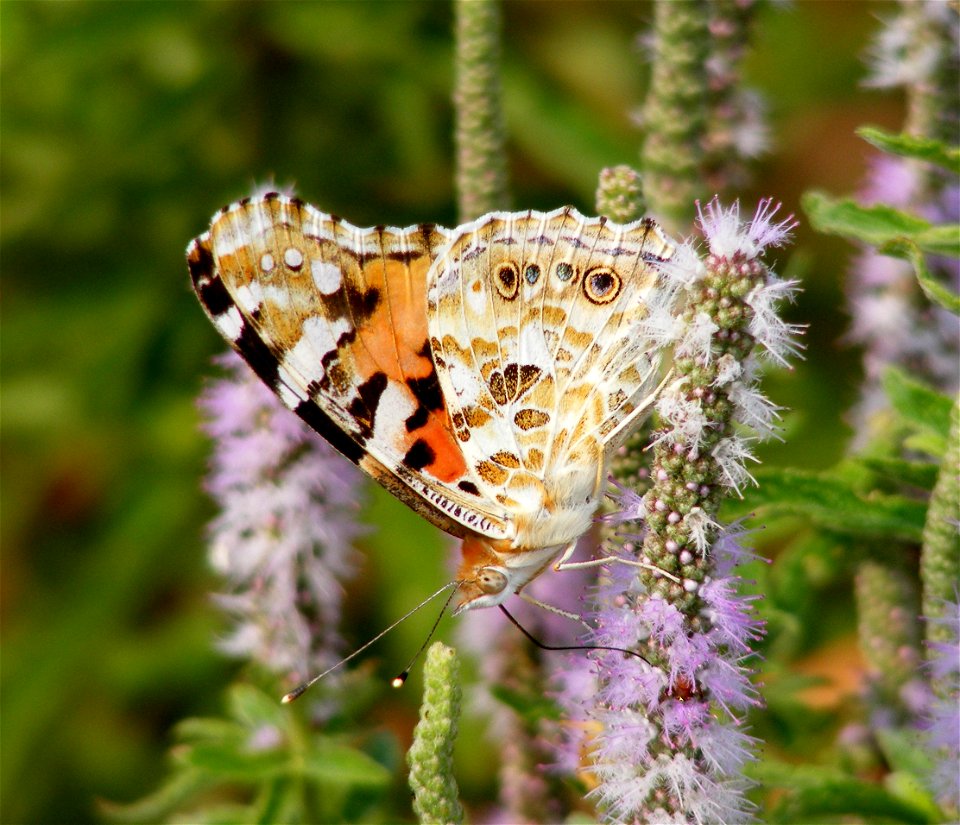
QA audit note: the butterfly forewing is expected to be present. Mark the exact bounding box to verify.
[188,194,511,542]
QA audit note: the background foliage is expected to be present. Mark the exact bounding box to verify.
[1,2,936,823]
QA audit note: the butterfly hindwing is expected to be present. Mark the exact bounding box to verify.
[425,207,675,549]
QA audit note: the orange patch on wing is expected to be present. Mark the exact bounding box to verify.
[346,252,469,484]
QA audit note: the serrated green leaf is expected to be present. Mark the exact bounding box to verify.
[881,238,960,312]
[856,456,940,491]
[857,126,960,174]
[803,191,931,245]
[883,369,954,449]
[303,741,392,787]
[743,467,927,541]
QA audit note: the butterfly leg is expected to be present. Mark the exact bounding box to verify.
[555,554,682,584]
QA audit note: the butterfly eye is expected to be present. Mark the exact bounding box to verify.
[524,263,541,285]
[495,263,520,300]
[476,567,508,595]
[555,262,574,282]
[583,266,621,304]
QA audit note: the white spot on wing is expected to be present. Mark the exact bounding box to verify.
[284,248,304,269]
[311,259,343,295]
[234,282,263,313]
[518,322,552,366]
[289,315,353,382]
[465,277,487,316]
[214,306,244,340]
[371,380,417,442]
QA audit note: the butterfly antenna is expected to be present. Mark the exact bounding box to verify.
[391,583,461,688]
[282,581,460,704]
[499,604,652,666]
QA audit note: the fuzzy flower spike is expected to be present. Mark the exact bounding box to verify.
[200,351,366,698]
[577,198,799,824]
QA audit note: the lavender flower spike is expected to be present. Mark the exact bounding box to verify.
[586,199,798,824]
[200,351,366,691]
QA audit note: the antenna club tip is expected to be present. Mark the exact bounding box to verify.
[282,685,307,704]
[391,672,409,689]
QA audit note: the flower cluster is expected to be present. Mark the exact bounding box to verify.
[581,199,798,823]
[200,351,366,689]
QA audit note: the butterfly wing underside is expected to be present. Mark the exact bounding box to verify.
[426,207,675,548]
[187,194,510,542]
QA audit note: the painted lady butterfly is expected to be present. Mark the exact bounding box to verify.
[188,194,675,613]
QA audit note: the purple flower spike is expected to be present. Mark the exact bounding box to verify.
[200,351,366,693]
[580,200,799,824]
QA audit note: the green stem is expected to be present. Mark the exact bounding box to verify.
[454,0,509,222]
[639,0,709,232]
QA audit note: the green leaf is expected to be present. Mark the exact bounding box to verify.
[857,126,960,174]
[803,191,930,245]
[856,455,940,491]
[881,238,960,312]
[754,761,937,824]
[303,740,392,787]
[883,368,954,453]
[875,728,935,778]
[742,467,928,542]
[183,742,290,780]
[909,225,960,258]
[174,717,247,745]
[227,683,287,732]
[884,772,944,825]
[98,768,218,823]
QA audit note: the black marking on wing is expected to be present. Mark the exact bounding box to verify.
[345,284,381,321]
[403,438,436,471]
[387,248,424,265]
[347,371,388,435]
[188,244,232,316]
[235,323,280,389]
[457,480,481,496]
[404,405,429,432]
[406,373,444,412]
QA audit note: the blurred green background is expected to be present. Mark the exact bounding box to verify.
[2,2,903,822]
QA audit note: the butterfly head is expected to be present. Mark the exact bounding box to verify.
[452,535,559,614]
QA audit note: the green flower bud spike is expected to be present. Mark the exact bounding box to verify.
[407,643,465,825]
